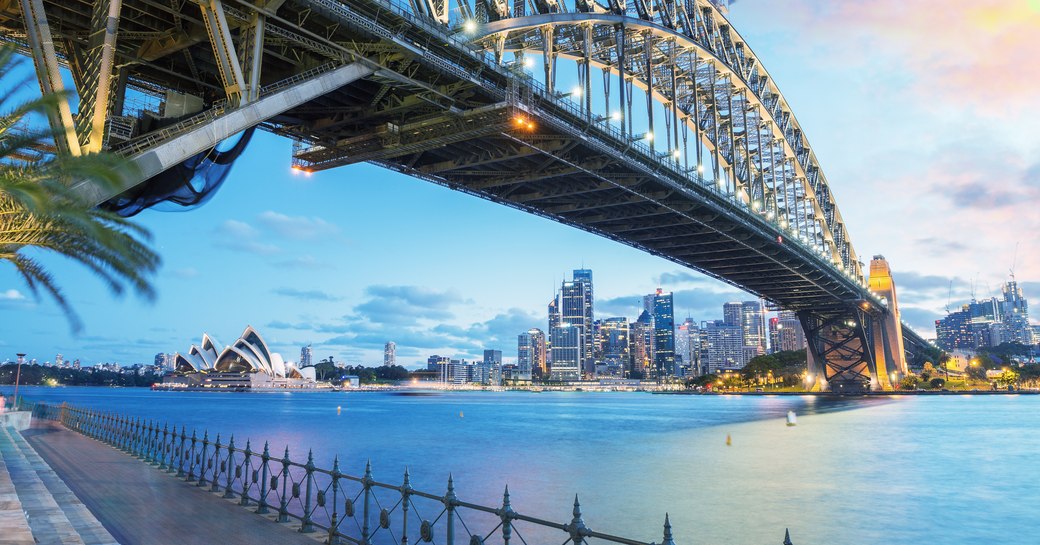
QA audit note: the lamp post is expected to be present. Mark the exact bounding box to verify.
[14,353,25,409]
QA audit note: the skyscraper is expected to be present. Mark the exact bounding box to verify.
[600,317,631,370]
[630,310,654,378]
[383,342,396,367]
[1001,279,1031,344]
[772,310,806,352]
[741,300,767,359]
[701,319,744,373]
[675,317,699,376]
[549,323,582,381]
[646,289,675,378]
[300,344,313,367]
[483,349,503,385]
[518,328,546,379]
[573,268,595,374]
[547,296,559,366]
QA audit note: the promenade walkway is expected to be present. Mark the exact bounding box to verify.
[19,421,324,545]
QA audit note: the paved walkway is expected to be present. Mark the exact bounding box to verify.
[22,421,324,545]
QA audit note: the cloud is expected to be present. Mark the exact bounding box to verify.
[271,287,344,302]
[275,255,334,270]
[257,211,338,240]
[738,0,1040,116]
[171,267,198,279]
[212,219,281,255]
[0,289,26,301]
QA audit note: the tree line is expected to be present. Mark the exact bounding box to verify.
[0,363,162,387]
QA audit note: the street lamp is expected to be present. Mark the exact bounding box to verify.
[14,353,25,409]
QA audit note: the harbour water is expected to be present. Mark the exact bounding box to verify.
[11,386,1040,544]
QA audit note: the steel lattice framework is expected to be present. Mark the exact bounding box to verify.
[0,0,935,389]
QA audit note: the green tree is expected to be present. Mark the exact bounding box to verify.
[996,369,1019,388]
[900,375,920,390]
[0,47,158,331]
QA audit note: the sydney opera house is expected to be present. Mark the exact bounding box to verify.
[160,326,333,390]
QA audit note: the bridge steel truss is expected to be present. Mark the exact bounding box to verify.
[0,0,932,390]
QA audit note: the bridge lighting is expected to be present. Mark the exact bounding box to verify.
[696,163,704,174]
[752,201,761,211]
[779,220,788,228]
[766,211,775,220]
[571,86,582,98]
[672,149,681,159]
[645,131,653,142]
[463,19,478,34]
[523,57,535,68]
[610,111,622,121]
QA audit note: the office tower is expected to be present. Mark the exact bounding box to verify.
[775,310,806,352]
[630,310,654,378]
[675,317,699,376]
[547,296,559,366]
[300,344,314,367]
[741,300,767,357]
[646,288,675,378]
[483,349,503,385]
[573,268,595,374]
[383,342,396,367]
[723,302,743,327]
[559,277,593,376]
[1001,279,1031,344]
[518,328,546,379]
[601,317,631,369]
[549,323,582,381]
[701,319,744,373]
[427,354,450,371]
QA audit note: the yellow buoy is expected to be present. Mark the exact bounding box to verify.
[726,433,732,446]
[459,411,464,418]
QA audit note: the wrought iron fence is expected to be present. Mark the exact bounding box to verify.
[33,402,681,545]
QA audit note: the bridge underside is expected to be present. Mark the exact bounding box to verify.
[0,0,934,389]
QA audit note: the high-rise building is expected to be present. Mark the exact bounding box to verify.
[1001,279,1031,344]
[549,323,582,381]
[741,300,767,357]
[701,319,744,373]
[723,302,743,328]
[630,311,654,378]
[559,278,593,376]
[547,296,559,366]
[518,328,546,379]
[573,268,595,374]
[769,311,807,353]
[675,318,699,376]
[646,289,675,378]
[300,344,314,367]
[935,307,975,351]
[427,354,450,371]
[483,349,503,385]
[383,342,396,367]
[600,317,631,370]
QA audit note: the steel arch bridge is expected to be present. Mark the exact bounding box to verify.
[0,0,934,390]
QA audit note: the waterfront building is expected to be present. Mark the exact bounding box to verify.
[573,269,595,376]
[773,310,806,352]
[164,326,327,389]
[559,276,593,377]
[300,344,314,367]
[427,355,450,371]
[1001,279,1032,344]
[645,289,676,378]
[483,349,503,385]
[600,317,631,372]
[547,296,559,367]
[517,328,546,380]
[701,320,744,373]
[630,311,654,378]
[549,323,582,381]
[741,300,767,357]
[383,342,396,367]
[675,318,700,376]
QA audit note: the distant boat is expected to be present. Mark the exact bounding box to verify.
[459,411,464,418]
[786,410,797,427]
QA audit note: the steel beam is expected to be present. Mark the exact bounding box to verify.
[19,0,82,155]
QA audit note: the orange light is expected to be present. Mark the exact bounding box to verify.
[515,116,525,125]
[526,122,534,130]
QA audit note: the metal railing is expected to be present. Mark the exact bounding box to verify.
[33,402,681,545]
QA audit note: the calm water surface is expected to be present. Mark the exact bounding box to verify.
[10,386,1039,544]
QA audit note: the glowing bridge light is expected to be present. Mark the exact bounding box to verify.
[571,86,582,98]
[610,111,622,121]
[463,19,478,34]
[523,56,535,68]
[672,149,682,159]
[696,163,704,174]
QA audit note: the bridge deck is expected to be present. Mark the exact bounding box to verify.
[22,421,322,545]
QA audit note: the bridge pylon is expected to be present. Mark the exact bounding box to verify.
[799,256,906,392]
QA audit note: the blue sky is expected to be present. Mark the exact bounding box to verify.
[2,0,1038,367]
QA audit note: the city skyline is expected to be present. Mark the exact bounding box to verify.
[1,0,1038,366]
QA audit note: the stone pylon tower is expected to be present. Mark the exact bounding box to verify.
[867,255,907,389]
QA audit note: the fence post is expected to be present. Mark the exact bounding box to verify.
[300,449,315,533]
[256,442,271,515]
[177,427,188,478]
[567,495,587,545]
[223,436,236,498]
[328,456,342,545]
[277,446,291,523]
[400,468,411,545]
[662,514,676,545]
[159,423,170,470]
[445,474,457,545]
[197,430,209,486]
[210,434,222,492]
[501,485,513,545]
[362,460,373,543]
[239,440,252,506]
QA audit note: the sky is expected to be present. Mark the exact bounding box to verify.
[1,0,1038,367]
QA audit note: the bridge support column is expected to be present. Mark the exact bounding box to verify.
[198,0,247,104]
[867,255,907,382]
[73,0,124,153]
[18,0,82,156]
[799,307,879,392]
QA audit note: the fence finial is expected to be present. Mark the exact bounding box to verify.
[783,528,793,545]
[662,513,675,545]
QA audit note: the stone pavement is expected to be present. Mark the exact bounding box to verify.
[20,421,326,545]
